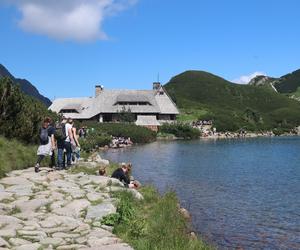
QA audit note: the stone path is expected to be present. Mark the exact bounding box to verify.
[0,167,140,250]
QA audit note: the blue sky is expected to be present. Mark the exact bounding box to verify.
[0,0,299,100]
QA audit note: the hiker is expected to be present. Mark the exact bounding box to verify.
[48,121,56,168]
[111,163,137,188]
[55,117,67,170]
[35,117,55,173]
[70,120,80,163]
[64,118,74,168]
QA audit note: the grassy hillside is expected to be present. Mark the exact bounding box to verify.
[274,69,300,94]
[165,70,300,131]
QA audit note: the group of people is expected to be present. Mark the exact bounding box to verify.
[35,116,81,173]
[110,136,133,148]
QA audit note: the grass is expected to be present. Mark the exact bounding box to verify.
[0,136,37,178]
[110,187,212,250]
[177,108,208,122]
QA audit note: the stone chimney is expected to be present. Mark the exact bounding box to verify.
[95,85,103,97]
[153,82,161,90]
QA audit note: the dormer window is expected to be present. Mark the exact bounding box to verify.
[114,101,151,106]
[59,109,79,113]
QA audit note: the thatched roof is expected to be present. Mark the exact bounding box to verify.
[49,88,179,119]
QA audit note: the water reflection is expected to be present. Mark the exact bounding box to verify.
[102,137,300,249]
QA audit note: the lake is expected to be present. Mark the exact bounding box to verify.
[101,137,300,249]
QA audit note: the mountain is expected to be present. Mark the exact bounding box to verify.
[274,69,300,94]
[249,69,300,97]
[0,64,51,107]
[164,70,300,131]
[248,75,279,91]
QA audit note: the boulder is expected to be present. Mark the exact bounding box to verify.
[86,202,116,219]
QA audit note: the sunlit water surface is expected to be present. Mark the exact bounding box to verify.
[101,137,300,249]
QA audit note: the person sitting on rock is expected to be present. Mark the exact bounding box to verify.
[99,167,106,176]
[111,163,136,188]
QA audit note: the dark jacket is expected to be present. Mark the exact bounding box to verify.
[111,168,130,186]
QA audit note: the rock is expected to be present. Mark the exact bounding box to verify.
[55,199,90,218]
[0,184,4,191]
[0,237,10,248]
[57,244,86,250]
[5,184,33,196]
[8,238,31,246]
[101,225,113,232]
[86,202,116,219]
[40,215,82,230]
[40,237,64,247]
[90,176,124,188]
[52,232,81,239]
[89,228,113,238]
[179,207,191,220]
[14,243,41,250]
[87,243,133,250]
[12,198,50,213]
[88,153,109,166]
[0,176,32,186]
[73,223,90,234]
[0,215,22,224]
[49,191,65,201]
[18,230,47,238]
[0,229,16,238]
[86,193,103,202]
[75,236,88,244]
[0,191,14,201]
[87,236,121,247]
[46,172,63,181]
[105,186,144,200]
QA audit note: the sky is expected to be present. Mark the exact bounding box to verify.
[0,0,300,100]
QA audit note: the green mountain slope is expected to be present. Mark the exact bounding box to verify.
[0,64,51,107]
[164,70,300,131]
[274,69,300,93]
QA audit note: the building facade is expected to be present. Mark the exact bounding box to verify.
[49,83,179,131]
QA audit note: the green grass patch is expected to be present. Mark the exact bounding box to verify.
[0,136,37,178]
[111,186,211,250]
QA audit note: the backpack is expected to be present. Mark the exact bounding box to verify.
[54,123,67,142]
[40,127,49,145]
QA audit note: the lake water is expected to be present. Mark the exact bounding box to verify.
[101,137,300,249]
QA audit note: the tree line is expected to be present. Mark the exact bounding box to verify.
[0,77,57,143]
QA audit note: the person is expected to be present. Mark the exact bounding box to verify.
[55,117,67,170]
[99,167,106,176]
[48,121,56,168]
[35,117,55,173]
[70,120,80,163]
[64,118,74,168]
[111,163,137,188]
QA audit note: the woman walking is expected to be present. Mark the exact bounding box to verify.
[35,117,55,173]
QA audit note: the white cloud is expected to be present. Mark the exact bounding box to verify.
[233,72,267,84]
[2,0,137,41]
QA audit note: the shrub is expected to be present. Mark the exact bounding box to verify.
[79,132,111,152]
[81,122,156,144]
[0,77,58,143]
[159,123,200,139]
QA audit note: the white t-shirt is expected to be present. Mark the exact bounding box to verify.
[65,123,73,142]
